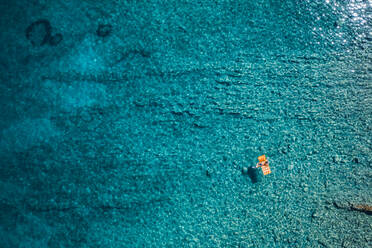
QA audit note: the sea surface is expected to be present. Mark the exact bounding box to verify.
[0,0,371,247]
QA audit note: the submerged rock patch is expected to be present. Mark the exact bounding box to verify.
[96,24,112,37]
[25,19,52,46]
[49,33,63,46]
[25,19,63,46]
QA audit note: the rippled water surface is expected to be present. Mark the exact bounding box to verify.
[0,0,371,247]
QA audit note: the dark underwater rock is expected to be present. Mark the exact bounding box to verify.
[25,19,52,46]
[350,204,372,215]
[49,33,63,46]
[96,24,112,37]
[333,200,372,215]
[26,19,62,46]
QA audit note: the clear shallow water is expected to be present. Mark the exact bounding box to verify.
[0,0,371,247]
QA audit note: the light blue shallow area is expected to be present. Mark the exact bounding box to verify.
[0,0,371,247]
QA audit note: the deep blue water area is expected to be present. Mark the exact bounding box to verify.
[0,0,371,247]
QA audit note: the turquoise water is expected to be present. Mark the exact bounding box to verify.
[0,0,371,247]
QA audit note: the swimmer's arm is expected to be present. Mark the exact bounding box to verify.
[255,161,268,168]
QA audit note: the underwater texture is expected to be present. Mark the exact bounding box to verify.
[0,0,371,247]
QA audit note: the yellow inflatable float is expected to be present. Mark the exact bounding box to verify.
[256,155,271,175]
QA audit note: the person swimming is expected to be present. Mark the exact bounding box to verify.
[255,159,269,168]
[242,154,271,183]
[255,155,271,175]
